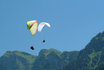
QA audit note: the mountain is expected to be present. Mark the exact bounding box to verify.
[0,49,79,70]
[62,32,104,70]
[0,51,36,70]
[1,31,104,70]
[31,48,79,70]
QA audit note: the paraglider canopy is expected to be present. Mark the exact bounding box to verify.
[38,22,50,32]
[27,20,38,36]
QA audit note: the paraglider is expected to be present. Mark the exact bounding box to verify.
[27,20,50,50]
[38,22,50,43]
[30,46,34,50]
[43,40,45,43]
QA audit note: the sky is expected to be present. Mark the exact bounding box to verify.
[0,0,104,56]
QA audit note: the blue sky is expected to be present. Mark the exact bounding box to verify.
[0,0,104,56]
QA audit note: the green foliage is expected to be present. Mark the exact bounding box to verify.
[13,51,36,63]
[4,51,36,63]
[39,48,62,56]
[31,49,79,70]
[0,51,37,70]
[0,49,79,70]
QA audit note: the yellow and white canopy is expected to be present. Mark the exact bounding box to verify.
[27,20,38,36]
[27,20,50,36]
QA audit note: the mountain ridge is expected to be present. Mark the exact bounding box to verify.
[1,32,104,70]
